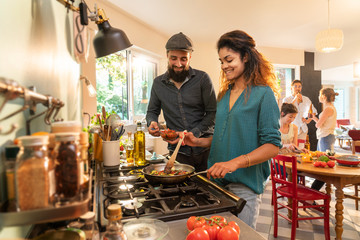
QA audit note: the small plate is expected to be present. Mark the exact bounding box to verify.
[124,218,169,240]
[146,155,166,164]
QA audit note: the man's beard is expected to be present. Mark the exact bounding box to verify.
[168,66,189,83]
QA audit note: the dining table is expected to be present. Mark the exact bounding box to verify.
[282,153,360,240]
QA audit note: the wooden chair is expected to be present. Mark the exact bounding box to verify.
[271,155,330,240]
[345,130,360,210]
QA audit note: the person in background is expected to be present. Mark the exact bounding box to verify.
[279,103,299,153]
[183,30,281,228]
[146,32,217,172]
[282,80,317,148]
[310,88,338,192]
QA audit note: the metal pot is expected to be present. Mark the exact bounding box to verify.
[142,163,205,185]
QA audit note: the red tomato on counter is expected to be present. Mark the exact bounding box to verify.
[227,221,240,234]
[203,223,220,240]
[210,215,227,227]
[186,228,210,240]
[187,216,206,231]
[327,160,336,168]
[217,225,239,240]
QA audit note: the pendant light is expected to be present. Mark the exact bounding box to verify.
[315,0,343,53]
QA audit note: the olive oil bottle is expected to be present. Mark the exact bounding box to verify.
[134,121,146,166]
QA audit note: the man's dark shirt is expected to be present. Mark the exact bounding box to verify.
[146,67,217,155]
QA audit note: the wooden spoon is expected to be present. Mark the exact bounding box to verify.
[164,131,185,174]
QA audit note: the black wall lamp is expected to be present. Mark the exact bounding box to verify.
[57,0,132,58]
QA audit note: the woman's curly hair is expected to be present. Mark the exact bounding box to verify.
[217,30,280,101]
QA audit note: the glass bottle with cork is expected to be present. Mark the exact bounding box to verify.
[102,204,127,240]
[125,132,134,166]
[134,121,146,166]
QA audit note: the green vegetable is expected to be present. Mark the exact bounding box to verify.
[319,155,330,162]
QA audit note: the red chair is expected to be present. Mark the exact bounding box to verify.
[348,129,360,153]
[336,119,351,128]
[271,155,330,240]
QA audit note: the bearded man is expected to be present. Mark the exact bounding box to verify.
[146,32,216,171]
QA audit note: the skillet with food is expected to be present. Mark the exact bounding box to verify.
[142,163,206,185]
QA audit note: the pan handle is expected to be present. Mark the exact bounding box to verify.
[189,170,208,177]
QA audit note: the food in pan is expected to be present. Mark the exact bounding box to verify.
[150,169,189,176]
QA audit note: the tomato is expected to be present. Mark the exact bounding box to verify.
[203,223,220,240]
[227,221,240,234]
[319,161,327,168]
[187,216,197,231]
[313,161,321,167]
[327,160,336,168]
[186,228,210,240]
[217,226,239,240]
[186,216,206,231]
[210,215,227,227]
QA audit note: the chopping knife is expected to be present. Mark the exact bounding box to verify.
[164,131,185,174]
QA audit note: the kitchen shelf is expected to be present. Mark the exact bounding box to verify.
[0,171,93,228]
[0,197,91,228]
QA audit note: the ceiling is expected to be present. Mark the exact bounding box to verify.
[107,0,360,52]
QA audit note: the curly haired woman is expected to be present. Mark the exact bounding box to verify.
[183,30,281,228]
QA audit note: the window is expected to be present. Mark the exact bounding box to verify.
[334,88,345,119]
[96,48,158,121]
[274,65,300,102]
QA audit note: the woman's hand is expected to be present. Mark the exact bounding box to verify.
[207,159,239,179]
[283,143,297,151]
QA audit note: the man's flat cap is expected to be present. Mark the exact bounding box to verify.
[165,32,193,52]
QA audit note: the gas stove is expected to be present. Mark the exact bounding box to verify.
[95,163,246,228]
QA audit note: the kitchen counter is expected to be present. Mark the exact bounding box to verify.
[164,212,265,240]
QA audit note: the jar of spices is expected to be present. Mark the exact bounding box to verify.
[54,132,82,203]
[15,135,55,211]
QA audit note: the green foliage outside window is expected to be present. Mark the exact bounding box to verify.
[96,51,129,120]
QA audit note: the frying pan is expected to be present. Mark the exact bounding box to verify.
[142,163,206,185]
[335,155,360,166]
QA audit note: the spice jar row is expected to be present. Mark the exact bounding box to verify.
[14,132,90,212]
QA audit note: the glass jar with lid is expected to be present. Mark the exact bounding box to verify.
[54,132,82,203]
[15,135,55,211]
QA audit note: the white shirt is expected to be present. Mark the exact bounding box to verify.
[282,95,317,134]
[316,105,337,139]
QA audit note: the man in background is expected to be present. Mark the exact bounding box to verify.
[282,79,317,148]
[146,32,217,171]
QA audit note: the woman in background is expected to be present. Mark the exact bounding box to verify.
[183,30,281,228]
[311,88,338,191]
[280,103,299,153]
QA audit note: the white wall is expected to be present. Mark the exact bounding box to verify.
[0,0,81,237]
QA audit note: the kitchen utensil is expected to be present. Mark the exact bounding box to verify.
[102,106,107,123]
[143,163,207,184]
[106,114,121,127]
[335,155,360,166]
[123,218,169,240]
[164,132,184,174]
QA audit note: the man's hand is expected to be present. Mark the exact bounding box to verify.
[295,93,303,103]
[148,121,160,136]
